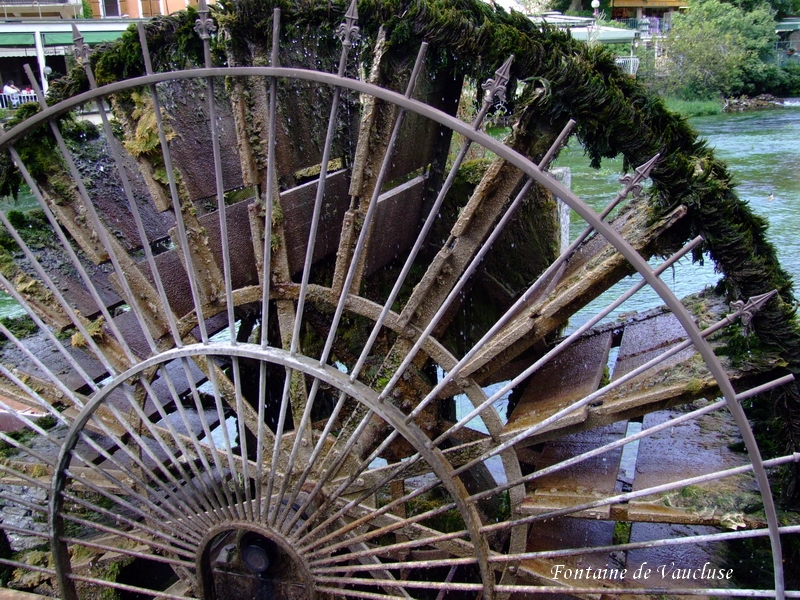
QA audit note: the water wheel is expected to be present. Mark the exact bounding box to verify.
[0,2,796,598]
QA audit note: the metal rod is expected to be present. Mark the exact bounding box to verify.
[349,55,516,383]
[470,373,794,503]
[63,537,195,568]
[256,7,282,523]
[137,22,208,344]
[431,235,702,439]
[492,524,800,563]
[204,355,246,519]
[60,489,198,551]
[481,452,800,534]
[305,501,457,559]
[0,207,118,377]
[8,144,139,364]
[295,441,426,545]
[67,572,197,600]
[452,290,777,475]
[298,454,431,546]
[310,528,471,566]
[404,153,660,425]
[319,42,428,367]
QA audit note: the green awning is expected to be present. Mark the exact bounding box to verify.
[43,31,124,46]
[776,18,800,32]
[0,33,35,47]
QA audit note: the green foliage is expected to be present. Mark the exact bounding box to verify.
[81,0,92,18]
[721,0,800,19]
[0,424,39,457]
[0,209,53,254]
[0,315,38,348]
[0,105,98,199]
[612,520,632,545]
[662,98,724,117]
[660,0,777,99]
[754,62,800,96]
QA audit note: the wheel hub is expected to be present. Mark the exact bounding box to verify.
[199,524,314,600]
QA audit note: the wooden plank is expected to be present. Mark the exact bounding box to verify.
[365,175,426,276]
[281,169,351,275]
[612,311,690,380]
[519,421,626,520]
[164,79,243,202]
[198,198,259,289]
[504,330,613,441]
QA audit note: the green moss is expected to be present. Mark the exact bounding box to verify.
[0,315,38,347]
[70,316,105,348]
[121,90,173,158]
[406,487,465,533]
[612,520,631,545]
[0,106,98,201]
[0,426,37,458]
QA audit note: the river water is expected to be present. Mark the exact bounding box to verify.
[557,101,800,328]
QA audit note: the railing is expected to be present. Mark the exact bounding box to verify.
[773,41,798,66]
[615,56,640,76]
[613,17,670,36]
[0,93,39,110]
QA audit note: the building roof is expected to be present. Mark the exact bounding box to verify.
[529,12,638,44]
[776,17,800,32]
[568,25,638,43]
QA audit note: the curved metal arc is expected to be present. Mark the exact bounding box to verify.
[51,341,493,595]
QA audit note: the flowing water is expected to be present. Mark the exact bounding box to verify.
[556,102,800,328]
[0,186,38,319]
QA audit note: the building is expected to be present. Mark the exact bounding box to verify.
[89,0,199,19]
[610,0,686,35]
[0,18,138,96]
[0,0,207,100]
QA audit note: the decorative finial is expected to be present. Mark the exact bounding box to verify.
[729,290,777,334]
[336,0,360,47]
[634,153,660,179]
[72,24,91,63]
[481,55,514,104]
[195,0,217,41]
[618,153,659,198]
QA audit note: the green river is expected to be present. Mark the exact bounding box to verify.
[557,102,800,326]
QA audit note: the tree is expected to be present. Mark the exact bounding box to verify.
[662,0,778,99]
[721,0,800,21]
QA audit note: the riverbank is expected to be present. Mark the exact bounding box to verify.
[664,98,725,117]
[723,94,786,112]
[663,95,797,118]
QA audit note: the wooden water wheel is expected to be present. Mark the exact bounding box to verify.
[0,1,796,598]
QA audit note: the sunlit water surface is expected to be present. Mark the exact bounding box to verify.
[555,103,800,331]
